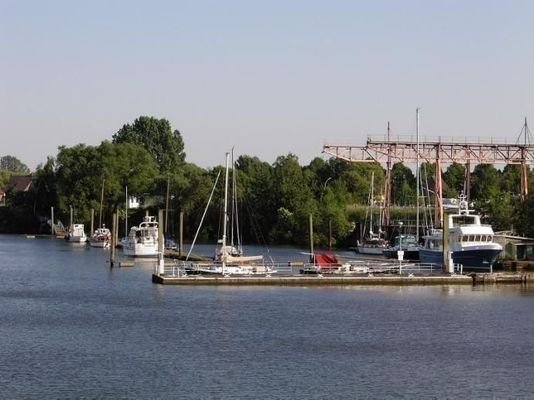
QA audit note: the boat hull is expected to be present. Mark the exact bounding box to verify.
[89,240,110,248]
[67,235,87,243]
[122,241,158,257]
[357,245,387,255]
[419,248,501,270]
[383,248,420,261]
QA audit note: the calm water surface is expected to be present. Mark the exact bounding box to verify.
[1,234,534,399]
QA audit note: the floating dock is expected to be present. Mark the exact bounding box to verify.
[152,274,473,286]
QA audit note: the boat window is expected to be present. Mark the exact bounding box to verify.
[475,235,481,242]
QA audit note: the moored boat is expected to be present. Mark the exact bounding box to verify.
[66,223,87,243]
[418,196,502,270]
[186,152,274,276]
[357,233,389,255]
[383,234,420,261]
[122,215,159,257]
[89,226,111,248]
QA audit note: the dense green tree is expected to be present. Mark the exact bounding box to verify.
[54,142,158,225]
[470,164,501,200]
[235,155,276,244]
[0,155,30,174]
[391,163,415,206]
[443,162,466,198]
[112,116,185,173]
[501,164,522,195]
[32,157,58,216]
[271,154,316,244]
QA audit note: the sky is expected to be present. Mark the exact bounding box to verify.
[1,0,534,171]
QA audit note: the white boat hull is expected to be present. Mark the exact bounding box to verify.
[89,240,110,248]
[122,240,158,257]
[357,245,387,255]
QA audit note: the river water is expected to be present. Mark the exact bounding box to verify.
[1,234,534,399]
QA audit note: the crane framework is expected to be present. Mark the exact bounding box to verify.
[323,138,534,227]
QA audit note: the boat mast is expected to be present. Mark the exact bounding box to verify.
[222,152,230,273]
[416,108,420,243]
[125,185,128,237]
[99,178,105,229]
[369,171,374,235]
[165,175,170,237]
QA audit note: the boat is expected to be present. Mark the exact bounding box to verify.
[64,206,87,243]
[122,215,159,257]
[186,152,273,276]
[65,223,87,243]
[357,172,389,255]
[418,195,502,270]
[383,234,420,260]
[89,226,111,248]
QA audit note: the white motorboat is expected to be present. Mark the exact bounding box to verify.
[122,215,159,257]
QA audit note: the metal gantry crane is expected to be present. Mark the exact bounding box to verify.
[323,119,534,228]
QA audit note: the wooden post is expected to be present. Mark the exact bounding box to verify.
[309,214,314,262]
[110,212,116,267]
[442,209,453,274]
[158,209,165,275]
[328,219,332,251]
[51,206,54,236]
[179,210,184,257]
[90,209,95,237]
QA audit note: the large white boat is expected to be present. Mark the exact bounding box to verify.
[419,196,502,270]
[89,226,111,248]
[122,215,159,257]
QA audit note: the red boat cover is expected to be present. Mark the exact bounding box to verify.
[313,252,340,268]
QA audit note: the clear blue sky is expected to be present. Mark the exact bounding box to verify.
[1,0,533,170]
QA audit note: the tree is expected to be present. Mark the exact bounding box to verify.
[391,163,415,206]
[0,155,30,174]
[443,162,466,198]
[235,155,276,244]
[271,154,316,244]
[112,116,185,173]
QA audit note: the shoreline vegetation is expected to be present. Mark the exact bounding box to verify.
[1,115,533,248]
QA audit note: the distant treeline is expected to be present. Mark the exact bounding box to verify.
[2,116,534,245]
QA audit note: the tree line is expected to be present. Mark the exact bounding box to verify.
[1,115,533,245]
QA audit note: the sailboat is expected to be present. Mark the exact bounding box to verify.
[357,172,388,255]
[90,179,111,248]
[186,152,272,276]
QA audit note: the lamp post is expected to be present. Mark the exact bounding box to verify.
[397,221,404,273]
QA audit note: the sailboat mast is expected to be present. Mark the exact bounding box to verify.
[165,176,170,236]
[416,108,420,243]
[222,153,230,271]
[370,172,374,235]
[99,179,105,229]
[125,185,128,238]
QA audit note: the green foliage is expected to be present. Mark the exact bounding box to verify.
[112,116,185,173]
[0,155,30,174]
[443,162,466,198]
[4,115,534,243]
[391,163,415,205]
[0,170,11,191]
